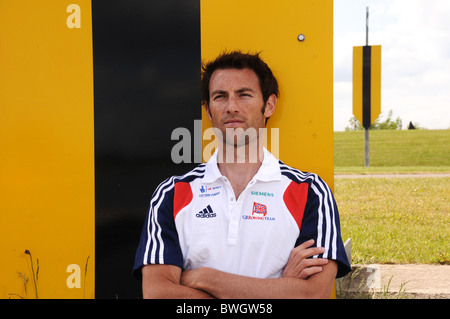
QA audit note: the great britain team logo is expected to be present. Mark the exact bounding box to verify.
[252,202,267,216]
[242,202,275,221]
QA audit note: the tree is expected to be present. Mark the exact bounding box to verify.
[345,109,403,131]
[345,116,363,131]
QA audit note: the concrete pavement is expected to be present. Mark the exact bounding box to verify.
[336,264,450,299]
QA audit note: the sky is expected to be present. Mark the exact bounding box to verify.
[334,0,450,131]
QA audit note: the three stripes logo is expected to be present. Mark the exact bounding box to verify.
[196,205,216,218]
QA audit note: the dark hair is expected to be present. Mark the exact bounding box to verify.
[201,51,279,106]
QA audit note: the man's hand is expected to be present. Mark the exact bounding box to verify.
[282,239,329,279]
[177,239,337,299]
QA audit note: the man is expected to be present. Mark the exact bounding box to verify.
[133,51,351,298]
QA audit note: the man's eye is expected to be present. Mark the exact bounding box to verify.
[213,95,224,100]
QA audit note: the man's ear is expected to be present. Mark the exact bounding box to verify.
[204,102,212,121]
[264,94,277,118]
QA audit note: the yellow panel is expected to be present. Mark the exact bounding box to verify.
[371,45,382,123]
[352,46,363,125]
[0,1,94,298]
[201,0,334,188]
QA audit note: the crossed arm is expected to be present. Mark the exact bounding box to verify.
[141,240,337,299]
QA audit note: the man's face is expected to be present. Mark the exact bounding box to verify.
[206,68,276,147]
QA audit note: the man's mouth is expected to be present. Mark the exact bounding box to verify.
[224,118,245,126]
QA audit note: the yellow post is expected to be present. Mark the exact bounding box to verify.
[370,45,382,123]
[352,46,364,126]
[201,0,334,187]
[201,0,336,298]
[0,1,95,298]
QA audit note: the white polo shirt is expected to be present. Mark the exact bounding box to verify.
[134,148,350,279]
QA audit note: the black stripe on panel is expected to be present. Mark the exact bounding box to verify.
[362,45,372,129]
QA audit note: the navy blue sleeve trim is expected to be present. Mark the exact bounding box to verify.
[280,167,351,279]
[132,177,184,279]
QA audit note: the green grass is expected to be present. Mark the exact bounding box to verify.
[334,129,450,171]
[333,130,450,265]
[335,177,450,265]
[335,166,450,174]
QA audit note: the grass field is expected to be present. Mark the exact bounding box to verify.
[335,177,450,265]
[333,129,450,265]
[334,129,450,173]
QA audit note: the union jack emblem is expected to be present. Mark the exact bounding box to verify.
[252,202,267,216]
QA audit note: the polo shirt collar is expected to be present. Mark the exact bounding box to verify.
[203,147,281,184]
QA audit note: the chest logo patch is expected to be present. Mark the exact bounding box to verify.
[199,185,221,198]
[242,202,275,221]
[252,202,267,216]
[196,205,216,218]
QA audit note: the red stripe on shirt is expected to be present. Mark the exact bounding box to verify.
[173,182,193,220]
[283,181,309,231]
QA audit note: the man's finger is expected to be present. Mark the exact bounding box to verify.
[298,266,324,279]
[290,246,326,262]
[296,239,315,251]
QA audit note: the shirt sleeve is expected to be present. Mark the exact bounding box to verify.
[133,177,184,279]
[295,174,351,278]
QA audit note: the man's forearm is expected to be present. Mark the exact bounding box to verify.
[183,269,312,299]
[143,277,214,299]
[142,264,213,299]
[181,261,337,299]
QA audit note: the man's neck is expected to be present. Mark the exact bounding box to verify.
[217,144,264,199]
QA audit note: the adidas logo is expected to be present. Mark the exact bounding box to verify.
[196,205,216,218]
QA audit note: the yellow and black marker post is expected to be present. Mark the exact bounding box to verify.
[353,7,382,167]
[1,0,342,299]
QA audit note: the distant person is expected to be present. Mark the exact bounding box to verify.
[133,51,351,298]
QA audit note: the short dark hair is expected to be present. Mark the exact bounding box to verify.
[200,51,279,106]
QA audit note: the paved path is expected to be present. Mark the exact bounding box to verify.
[337,264,450,299]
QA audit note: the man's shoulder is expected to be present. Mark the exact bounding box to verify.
[151,163,207,198]
[278,160,334,197]
[278,160,318,184]
[161,163,207,186]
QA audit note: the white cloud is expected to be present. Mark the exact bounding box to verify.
[334,0,450,131]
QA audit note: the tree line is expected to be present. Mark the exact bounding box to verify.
[345,110,422,131]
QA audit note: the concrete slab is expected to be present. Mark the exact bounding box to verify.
[337,264,450,299]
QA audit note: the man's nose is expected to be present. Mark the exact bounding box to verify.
[226,95,239,113]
